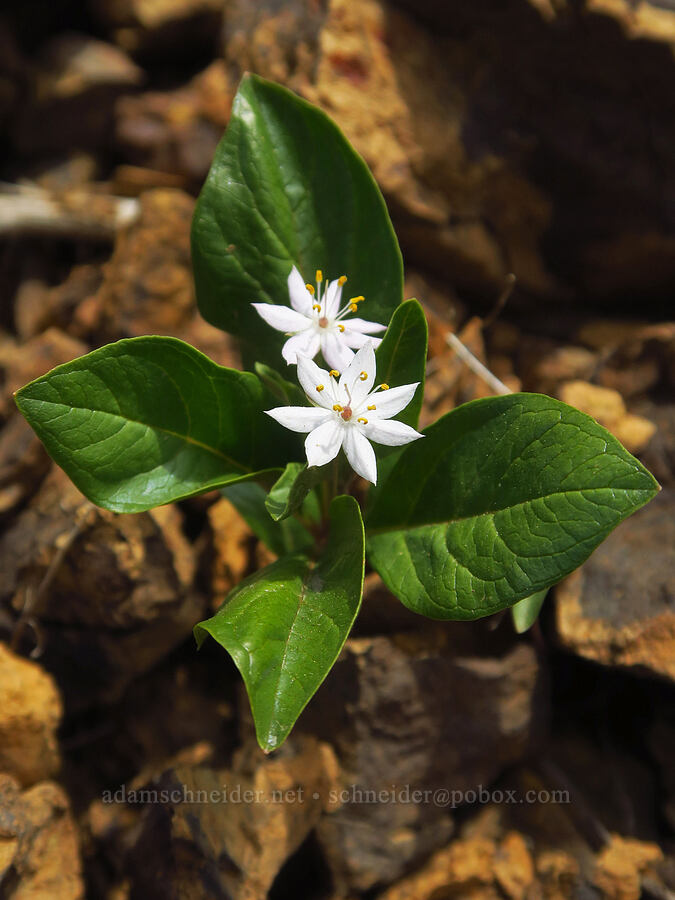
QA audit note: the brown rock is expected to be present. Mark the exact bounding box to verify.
[555,489,675,683]
[12,34,142,155]
[94,0,224,53]
[535,849,580,900]
[0,644,62,787]
[0,467,204,710]
[1,327,88,417]
[494,831,536,900]
[14,264,103,342]
[0,774,84,899]
[299,632,544,891]
[593,834,662,900]
[115,60,231,185]
[208,496,254,604]
[125,737,339,900]
[558,380,656,454]
[0,414,50,518]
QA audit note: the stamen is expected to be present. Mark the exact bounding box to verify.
[349,296,364,304]
[367,404,376,410]
[313,304,321,312]
[357,417,368,424]
[332,404,343,412]
[316,384,324,392]
[338,324,345,332]
[379,383,390,391]
[305,284,315,295]
[316,269,323,282]
[359,371,368,381]
[338,275,347,285]
[349,303,358,313]
[329,370,340,378]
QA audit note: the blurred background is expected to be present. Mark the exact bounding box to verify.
[0,1,673,898]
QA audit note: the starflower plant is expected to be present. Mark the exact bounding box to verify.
[15,75,659,752]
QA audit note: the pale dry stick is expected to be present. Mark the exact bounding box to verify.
[445,331,513,396]
[0,182,140,239]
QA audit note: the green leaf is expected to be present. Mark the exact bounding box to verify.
[511,589,547,634]
[265,462,326,522]
[370,298,428,490]
[191,73,403,368]
[366,393,659,620]
[254,362,305,406]
[15,336,295,513]
[375,298,427,429]
[195,495,365,751]
[223,482,313,556]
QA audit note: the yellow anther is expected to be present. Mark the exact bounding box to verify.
[380,383,390,391]
[316,384,325,392]
[338,275,347,285]
[359,371,368,381]
[329,370,340,378]
[312,304,322,312]
[316,269,323,282]
[357,417,368,424]
[305,283,315,295]
[338,324,345,332]
[333,404,343,412]
[349,304,358,312]
[349,295,364,304]
[367,404,376,410]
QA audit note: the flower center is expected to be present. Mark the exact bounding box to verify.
[318,316,329,328]
[341,406,353,421]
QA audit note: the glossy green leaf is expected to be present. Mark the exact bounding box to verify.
[15,336,295,513]
[265,462,326,522]
[254,362,305,407]
[370,298,428,490]
[367,393,659,620]
[375,298,427,429]
[511,589,548,634]
[195,495,365,751]
[223,482,313,556]
[191,73,403,368]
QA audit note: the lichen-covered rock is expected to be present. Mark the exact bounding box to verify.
[0,645,62,787]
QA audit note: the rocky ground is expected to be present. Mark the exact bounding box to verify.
[0,1,674,898]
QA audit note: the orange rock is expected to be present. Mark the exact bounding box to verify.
[494,831,536,900]
[558,380,656,453]
[0,644,62,786]
[593,834,662,900]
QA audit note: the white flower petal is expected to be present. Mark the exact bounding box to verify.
[341,342,376,407]
[364,383,420,419]
[265,406,331,433]
[252,302,309,334]
[323,279,343,318]
[343,426,377,484]
[305,419,343,467]
[282,331,321,365]
[288,266,314,315]
[342,317,386,335]
[343,330,383,350]
[321,332,355,372]
[296,355,336,408]
[362,418,424,446]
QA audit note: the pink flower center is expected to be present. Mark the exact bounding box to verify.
[341,407,352,421]
[318,316,329,328]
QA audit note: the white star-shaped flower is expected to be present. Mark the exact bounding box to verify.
[265,342,423,484]
[252,266,386,371]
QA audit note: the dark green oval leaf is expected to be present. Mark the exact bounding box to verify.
[15,336,295,513]
[191,73,403,368]
[195,495,365,751]
[366,393,659,620]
